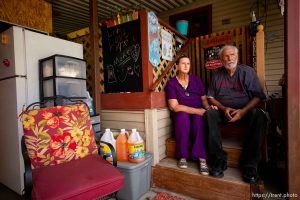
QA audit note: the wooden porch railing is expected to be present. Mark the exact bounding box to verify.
[188,26,251,90]
[150,25,253,92]
[69,15,265,107]
[256,24,265,90]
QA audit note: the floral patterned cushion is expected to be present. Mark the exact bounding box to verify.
[21,103,98,169]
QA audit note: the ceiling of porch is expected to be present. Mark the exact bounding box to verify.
[51,0,202,35]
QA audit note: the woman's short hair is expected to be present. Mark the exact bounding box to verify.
[175,54,190,65]
[218,45,239,58]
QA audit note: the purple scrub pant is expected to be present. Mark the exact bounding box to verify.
[173,111,207,159]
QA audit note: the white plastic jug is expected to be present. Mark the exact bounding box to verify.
[100,128,116,162]
[127,128,145,163]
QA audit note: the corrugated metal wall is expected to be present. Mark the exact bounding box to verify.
[159,0,284,96]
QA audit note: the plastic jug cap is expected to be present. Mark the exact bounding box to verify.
[86,91,92,98]
[120,128,126,133]
[105,128,111,132]
[132,128,137,132]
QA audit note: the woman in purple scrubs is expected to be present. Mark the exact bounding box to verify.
[165,55,210,175]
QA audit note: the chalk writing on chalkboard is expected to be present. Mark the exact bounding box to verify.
[102,19,143,93]
[107,28,129,52]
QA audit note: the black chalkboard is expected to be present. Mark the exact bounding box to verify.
[102,19,143,93]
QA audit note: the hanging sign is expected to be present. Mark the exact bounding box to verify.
[161,29,173,61]
[201,34,233,48]
[202,34,233,69]
[148,11,160,67]
[205,46,223,70]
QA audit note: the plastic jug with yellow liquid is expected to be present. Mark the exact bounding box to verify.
[128,128,145,163]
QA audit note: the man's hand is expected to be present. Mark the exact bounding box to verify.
[228,109,246,122]
[223,107,236,121]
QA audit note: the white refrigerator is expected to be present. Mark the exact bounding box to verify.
[0,26,84,194]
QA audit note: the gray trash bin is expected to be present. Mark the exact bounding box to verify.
[116,153,153,200]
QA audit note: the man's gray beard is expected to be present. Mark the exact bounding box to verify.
[224,61,237,70]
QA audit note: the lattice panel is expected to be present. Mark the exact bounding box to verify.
[152,25,178,92]
[70,26,104,96]
[98,28,104,93]
[71,35,92,94]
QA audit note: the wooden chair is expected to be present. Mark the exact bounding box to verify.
[20,99,124,200]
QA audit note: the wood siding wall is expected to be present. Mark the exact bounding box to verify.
[101,108,172,164]
[144,108,172,164]
[157,109,172,161]
[100,110,146,139]
[159,0,284,96]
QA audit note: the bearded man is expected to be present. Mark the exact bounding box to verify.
[204,45,267,184]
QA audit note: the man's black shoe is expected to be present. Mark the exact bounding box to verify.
[209,159,227,178]
[242,167,260,184]
[209,169,224,178]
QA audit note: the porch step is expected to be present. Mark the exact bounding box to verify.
[152,157,251,200]
[166,137,242,167]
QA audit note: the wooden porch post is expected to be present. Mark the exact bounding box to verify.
[287,0,300,196]
[256,24,265,90]
[89,0,101,113]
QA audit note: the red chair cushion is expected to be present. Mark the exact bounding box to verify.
[31,154,124,200]
[21,103,98,169]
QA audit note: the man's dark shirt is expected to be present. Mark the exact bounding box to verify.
[207,64,266,109]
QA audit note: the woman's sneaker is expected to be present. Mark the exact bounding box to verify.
[178,158,188,169]
[199,159,209,176]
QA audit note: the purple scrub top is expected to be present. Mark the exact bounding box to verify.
[165,75,206,108]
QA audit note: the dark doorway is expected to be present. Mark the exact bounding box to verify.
[169,5,212,38]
